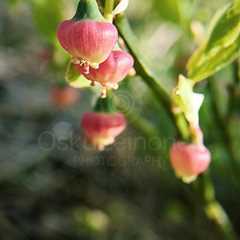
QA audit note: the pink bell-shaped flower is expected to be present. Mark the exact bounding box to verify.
[75,50,134,96]
[81,112,127,151]
[170,142,211,183]
[57,19,118,73]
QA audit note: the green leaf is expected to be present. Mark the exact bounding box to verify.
[187,2,240,82]
[65,61,91,88]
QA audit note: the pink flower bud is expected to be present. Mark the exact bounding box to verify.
[170,142,211,183]
[81,112,127,151]
[76,50,134,91]
[57,20,118,71]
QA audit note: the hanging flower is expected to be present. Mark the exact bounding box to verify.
[75,50,134,96]
[50,86,79,109]
[81,112,126,151]
[170,142,211,183]
[57,19,118,74]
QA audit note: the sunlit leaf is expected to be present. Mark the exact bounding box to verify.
[187,2,240,82]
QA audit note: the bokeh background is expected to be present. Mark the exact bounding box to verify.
[1,0,240,239]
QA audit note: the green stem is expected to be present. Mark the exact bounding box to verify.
[104,0,115,21]
[197,174,238,240]
[115,15,184,138]
[116,101,158,140]
[94,92,116,113]
[174,111,191,141]
[115,96,167,155]
[114,92,157,139]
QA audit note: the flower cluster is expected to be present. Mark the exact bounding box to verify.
[57,4,134,97]
[56,1,211,181]
[75,50,134,97]
[56,0,131,150]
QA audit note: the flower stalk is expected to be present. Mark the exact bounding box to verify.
[104,0,115,21]
[198,174,238,240]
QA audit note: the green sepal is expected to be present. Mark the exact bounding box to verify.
[65,61,91,88]
[172,75,204,126]
[94,92,116,113]
[73,0,104,21]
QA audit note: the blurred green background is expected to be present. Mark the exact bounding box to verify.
[0,0,240,239]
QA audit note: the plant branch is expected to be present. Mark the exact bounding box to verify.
[115,15,185,138]
[197,174,238,240]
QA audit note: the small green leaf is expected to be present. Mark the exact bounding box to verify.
[187,2,240,82]
[172,75,204,126]
[65,61,91,88]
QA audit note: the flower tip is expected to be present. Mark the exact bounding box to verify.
[181,175,197,184]
[90,63,99,69]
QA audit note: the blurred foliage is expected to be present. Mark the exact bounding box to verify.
[30,0,63,42]
[153,0,194,28]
